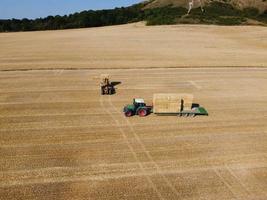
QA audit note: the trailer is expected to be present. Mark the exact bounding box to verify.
[153,93,207,117]
[123,94,208,117]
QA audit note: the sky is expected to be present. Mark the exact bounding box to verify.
[0,0,142,19]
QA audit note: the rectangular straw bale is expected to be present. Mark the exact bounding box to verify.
[153,93,193,114]
[100,74,110,80]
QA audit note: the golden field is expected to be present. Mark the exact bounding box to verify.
[0,23,267,199]
[0,23,267,70]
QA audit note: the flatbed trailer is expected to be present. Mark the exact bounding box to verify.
[152,93,208,117]
[153,106,208,117]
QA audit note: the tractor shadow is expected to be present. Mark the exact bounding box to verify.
[111,81,121,87]
[110,81,122,95]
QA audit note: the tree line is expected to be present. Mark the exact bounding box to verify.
[0,4,145,32]
[0,2,266,32]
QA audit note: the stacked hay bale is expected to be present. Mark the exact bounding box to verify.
[153,93,193,114]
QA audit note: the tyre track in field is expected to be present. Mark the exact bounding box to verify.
[107,95,181,199]
[99,95,164,200]
[225,165,251,196]
[213,168,238,199]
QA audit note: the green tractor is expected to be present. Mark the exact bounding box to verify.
[123,98,152,117]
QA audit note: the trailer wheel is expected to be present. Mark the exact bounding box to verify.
[184,113,189,117]
[138,109,147,117]
[189,113,196,117]
[124,110,133,117]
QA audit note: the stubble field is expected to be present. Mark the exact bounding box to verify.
[0,23,267,200]
[0,23,267,70]
[0,67,267,199]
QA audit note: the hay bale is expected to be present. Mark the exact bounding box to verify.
[100,74,110,80]
[100,74,110,86]
[153,93,193,114]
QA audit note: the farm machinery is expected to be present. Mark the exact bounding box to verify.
[100,74,115,95]
[123,98,152,117]
[123,94,208,117]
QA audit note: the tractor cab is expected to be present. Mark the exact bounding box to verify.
[123,98,150,117]
[133,98,146,107]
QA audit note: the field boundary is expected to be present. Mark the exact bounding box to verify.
[0,66,267,72]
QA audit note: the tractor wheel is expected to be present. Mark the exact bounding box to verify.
[124,110,133,117]
[101,87,105,95]
[109,87,114,95]
[138,109,147,117]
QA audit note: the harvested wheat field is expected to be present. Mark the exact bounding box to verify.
[0,67,267,199]
[0,23,267,70]
[1,23,267,199]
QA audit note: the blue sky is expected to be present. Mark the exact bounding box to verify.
[0,0,142,19]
